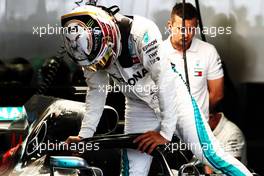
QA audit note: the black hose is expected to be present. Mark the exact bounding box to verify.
[194,0,206,42]
[182,0,191,92]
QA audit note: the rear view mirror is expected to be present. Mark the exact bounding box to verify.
[50,156,103,176]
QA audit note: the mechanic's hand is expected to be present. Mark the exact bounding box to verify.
[65,136,83,144]
[133,131,169,154]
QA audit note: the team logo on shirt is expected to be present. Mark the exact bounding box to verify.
[194,68,203,77]
[194,70,203,77]
[194,59,203,77]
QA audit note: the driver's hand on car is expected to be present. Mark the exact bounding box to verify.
[65,136,83,156]
[133,131,169,154]
[65,136,83,144]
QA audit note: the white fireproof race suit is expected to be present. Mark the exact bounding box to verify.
[78,15,252,176]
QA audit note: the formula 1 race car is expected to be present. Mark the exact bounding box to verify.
[1,95,121,176]
[0,95,259,176]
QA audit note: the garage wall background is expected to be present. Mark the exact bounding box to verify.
[0,0,264,84]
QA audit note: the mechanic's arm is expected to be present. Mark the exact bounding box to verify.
[207,46,224,112]
[208,77,224,112]
[223,131,246,161]
[66,69,109,143]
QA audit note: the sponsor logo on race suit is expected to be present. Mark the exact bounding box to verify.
[142,39,157,51]
[194,59,204,77]
[126,68,148,86]
[109,68,149,86]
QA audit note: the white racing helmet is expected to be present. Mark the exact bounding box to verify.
[61,5,121,72]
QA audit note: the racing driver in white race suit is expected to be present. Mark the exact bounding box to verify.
[62,4,252,176]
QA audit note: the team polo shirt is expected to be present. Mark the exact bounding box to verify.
[213,113,247,165]
[162,37,223,121]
